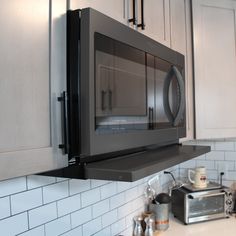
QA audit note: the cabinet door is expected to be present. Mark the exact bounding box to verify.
[0,0,67,180]
[170,0,194,140]
[138,0,170,46]
[70,0,126,24]
[193,0,236,139]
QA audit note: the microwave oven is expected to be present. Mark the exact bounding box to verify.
[171,183,233,224]
[67,8,186,160]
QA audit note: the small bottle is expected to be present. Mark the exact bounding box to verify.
[144,217,155,236]
[133,216,144,236]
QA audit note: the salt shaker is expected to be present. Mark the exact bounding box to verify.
[144,217,155,236]
[133,216,144,236]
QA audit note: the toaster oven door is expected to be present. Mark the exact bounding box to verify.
[186,191,226,224]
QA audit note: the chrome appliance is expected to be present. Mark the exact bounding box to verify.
[171,182,233,224]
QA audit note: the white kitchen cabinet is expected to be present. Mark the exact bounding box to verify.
[192,0,236,139]
[0,0,68,180]
[70,0,127,24]
[137,0,170,46]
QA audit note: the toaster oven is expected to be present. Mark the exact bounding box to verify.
[171,182,233,224]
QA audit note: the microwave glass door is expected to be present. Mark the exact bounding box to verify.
[188,194,225,218]
[147,55,185,129]
[95,33,147,132]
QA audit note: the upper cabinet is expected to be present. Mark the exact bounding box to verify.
[70,0,126,24]
[192,0,236,139]
[0,0,68,180]
[139,0,171,46]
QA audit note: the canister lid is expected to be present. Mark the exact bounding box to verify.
[155,193,171,204]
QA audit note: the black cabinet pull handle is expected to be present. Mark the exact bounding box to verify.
[128,0,137,25]
[58,91,69,154]
[137,0,145,30]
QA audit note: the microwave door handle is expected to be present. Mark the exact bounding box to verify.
[172,66,185,126]
[163,68,174,124]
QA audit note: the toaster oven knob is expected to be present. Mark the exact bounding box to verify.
[226,199,232,205]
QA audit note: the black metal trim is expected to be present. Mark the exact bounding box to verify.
[67,10,81,159]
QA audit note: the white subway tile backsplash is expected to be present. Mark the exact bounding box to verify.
[28,202,57,228]
[11,188,43,215]
[120,226,133,236]
[43,181,69,204]
[214,141,234,151]
[179,159,196,169]
[101,182,117,199]
[82,217,102,236]
[225,151,236,161]
[206,151,224,161]
[194,154,206,161]
[102,209,118,228]
[196,160,215,170]
[56,177,68,182]
[0,212,28,236]
[207,170,218,180]
[61,226,82,236]
[125,187,139,202]
[130,178,144,188]
[117,202,133,219]
[0,197,10,220]
[81,188,100,207]
[125,209,142,228]
[71,206,92,228]
[227,171,236,180]
[93,227,111,236]
[69,179,91,195]
[0,177,26,197]
[18,226,44,236]
[196,140,215,149]
[110,192,125,210]
[57,194,81,217]
[27,175,56,189]
[131,197,144,211]
[215,161,235,171]
[45,215,71,236]
[91,180,110,188]
[117,181,132,193]
[111,218,126,236]
[92,199,110,218]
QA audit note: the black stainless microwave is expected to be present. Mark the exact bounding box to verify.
[67,8,186,160]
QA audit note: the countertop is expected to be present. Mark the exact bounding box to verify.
[156,215,236,236]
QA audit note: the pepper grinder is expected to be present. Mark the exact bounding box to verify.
[133,216,144,236]
[144,217,155,236]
